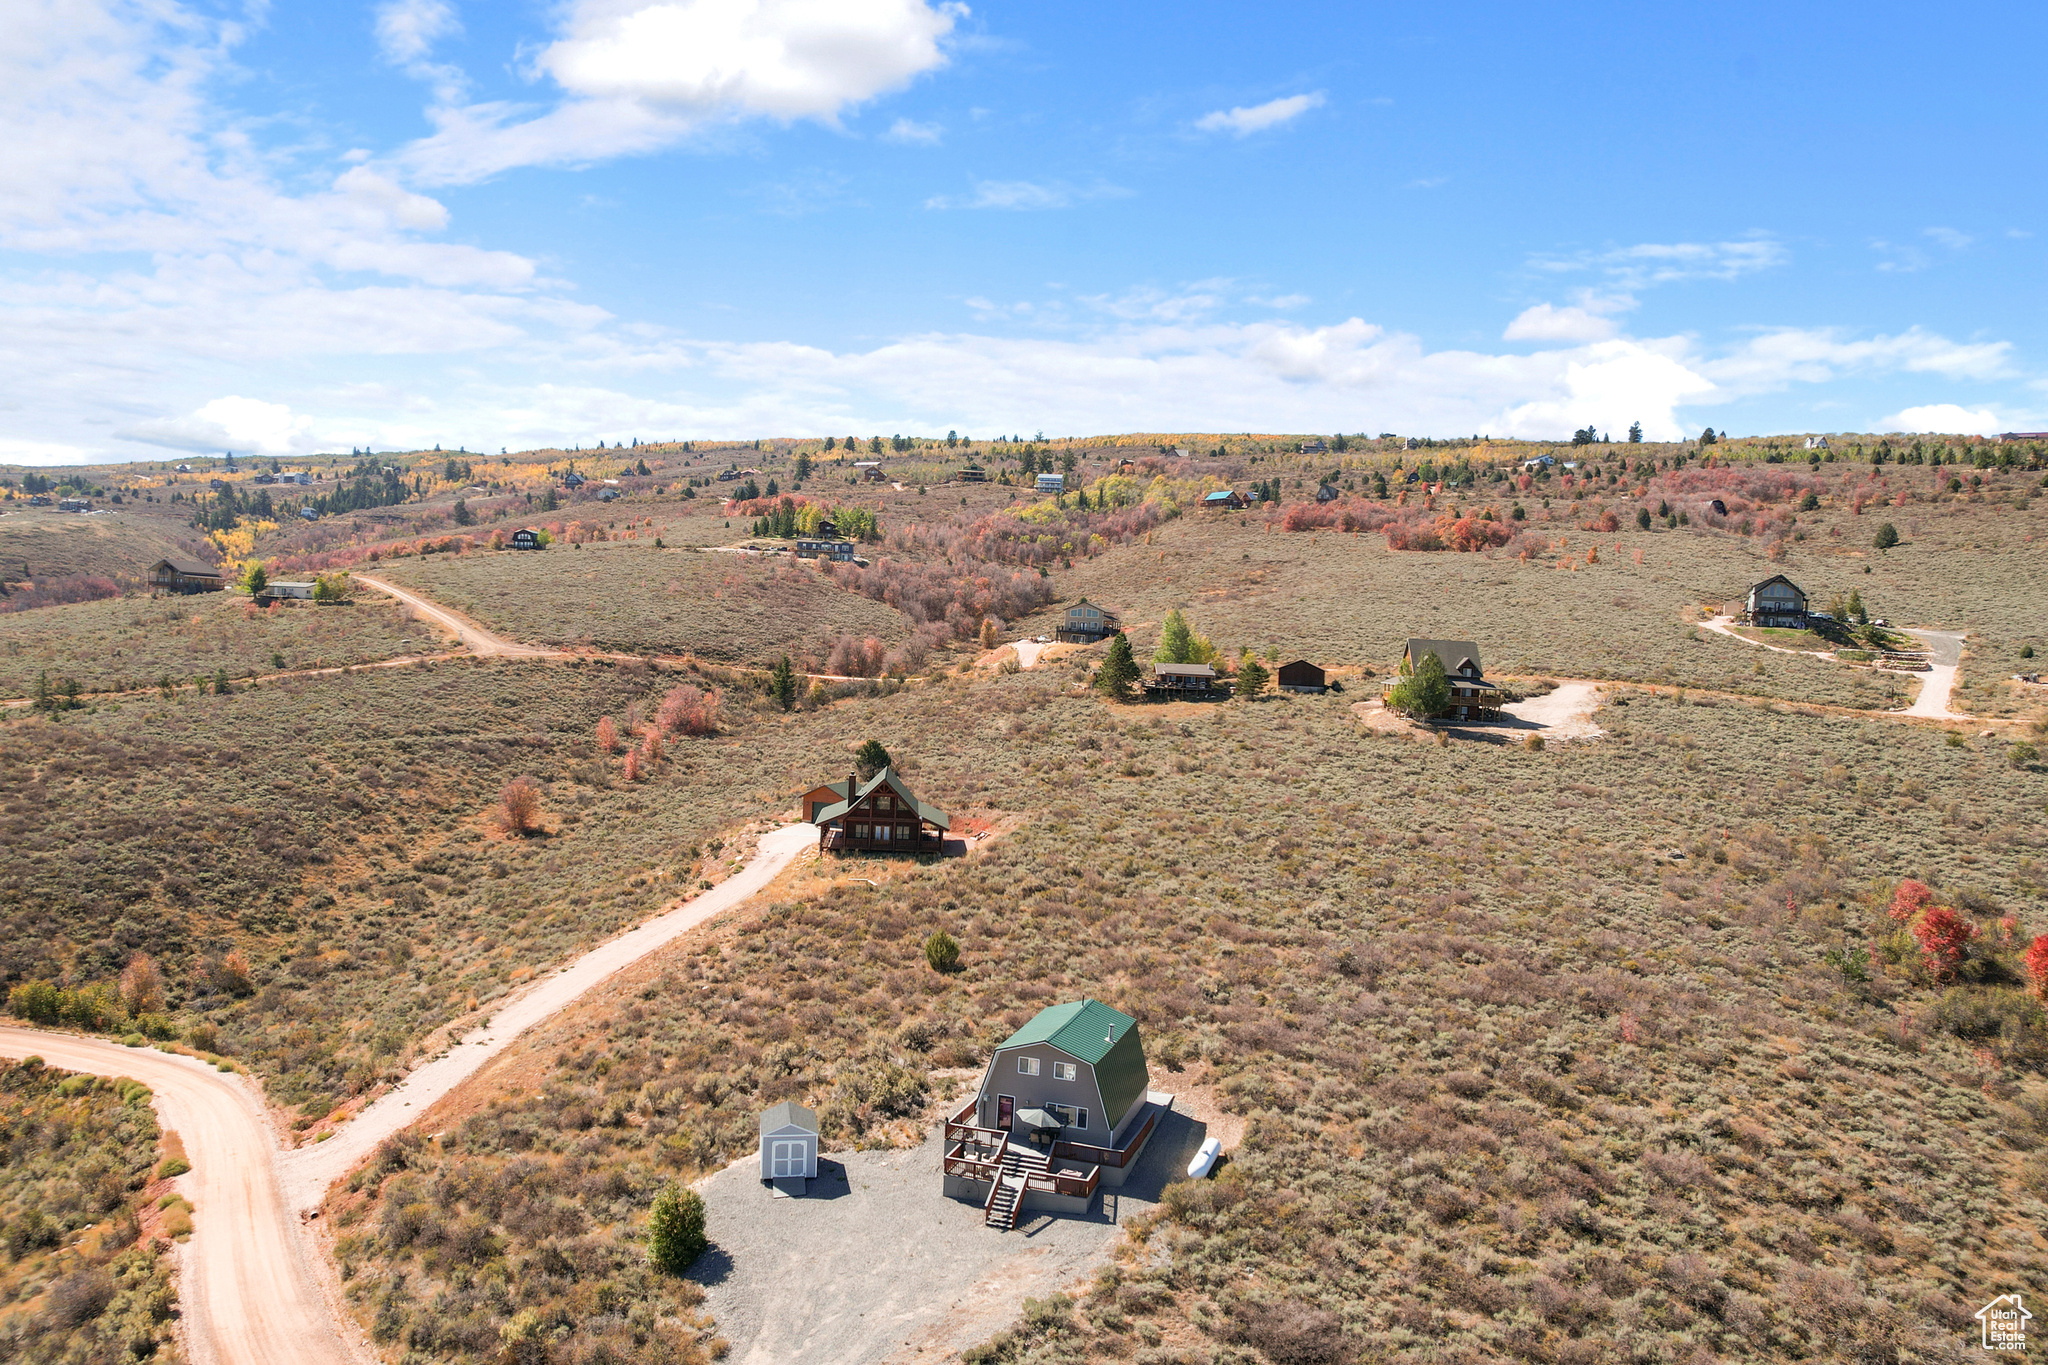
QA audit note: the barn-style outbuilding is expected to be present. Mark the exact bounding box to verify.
[759,1101,819,1182]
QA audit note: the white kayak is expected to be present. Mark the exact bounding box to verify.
[1186,1137,1223,1179]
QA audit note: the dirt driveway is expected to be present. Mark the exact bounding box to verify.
[352,573,556,658]
[695,1105,1211,1365]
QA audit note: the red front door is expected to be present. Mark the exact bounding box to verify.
[997,1095,1015,1129]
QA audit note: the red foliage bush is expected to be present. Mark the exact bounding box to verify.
[496,776,542,837]
[1890,879,1935,923]
[1912,906,1976,980]
[0,574,125,614]
[2026,934,2048,1002]
[655,684,720,736]
[595,716,619,753]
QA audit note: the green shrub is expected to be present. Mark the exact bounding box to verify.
[924,929,961,973]
[157,1157,191,1180]
[646,1183,706,1274]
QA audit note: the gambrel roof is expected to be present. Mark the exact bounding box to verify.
[809,765,950,831]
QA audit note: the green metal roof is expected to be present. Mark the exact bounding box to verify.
[808,766,950,831]
[998,999,1133,1065]
[997,1000,1149,1132]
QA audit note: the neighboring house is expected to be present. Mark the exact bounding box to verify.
[26,495,52,506]
[597,487,621,502]
[858,462,887,483]
[175,463,192,473]
[1146,662,1221,696]
[955,463,988,483]
[1803,436,1829,450]
[148,557,224,594]
[57,498,90,513]
[1276,660,1327,693]
[562,471,586,488]
[299,507,320,521]
[940,999,1166,1230]
[1996,431,2048,443]
[283,470,310,485]
[510,528,545,550]
[1708,498,1729,516]
[1056,599,1120,643]
[1520,454,1555,471]
[1201,489,1245,509]
[1744,574,1808,627]
[1315,484,1340,503]
[1300,439,1326,453]
[796,539,856,561]
[716,468,742,482]
[257,581,316,603]
[759,1102,819,1183]
[1035,473,1065,494]
[1173,447,1191,458]
[1115,459,1137,474]
[1392,639,1503,721]
[253,473,276,485]
[810,766,949,854]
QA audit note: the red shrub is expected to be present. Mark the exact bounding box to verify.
[1890,879,1934,923]
[1912,906,1976,980]
[2026,934,2048,1002]
[496,776,542,837]
[622,749,640,783]
[655,684,720,736]
[595,716,619,753]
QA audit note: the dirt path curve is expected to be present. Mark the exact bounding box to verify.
[353,573,557,658]
[1701,614,1833,659]
[1898,628,1966,719]
[0,822,817,1361]
[0,1030,365,1365]
[280,821,818,1209]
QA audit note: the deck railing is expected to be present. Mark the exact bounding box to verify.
[1052,1105,1158,1169]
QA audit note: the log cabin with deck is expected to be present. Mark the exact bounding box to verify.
[809,767,949,855]
[1390,638,1504,721]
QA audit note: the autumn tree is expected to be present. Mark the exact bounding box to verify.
[1889,878,1934,923]
[2027,934,2048,1003]
[119,954,164,1016]
[595,716,619,753]
[497,776,542,837]
[1913,906,1976,980]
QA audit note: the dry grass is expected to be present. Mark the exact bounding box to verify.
[0,592,442,696]
[0,1061,181,1363]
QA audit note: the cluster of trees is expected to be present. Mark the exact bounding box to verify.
[590,684,725,783]
[2,573,122,614]
[7,952,188,1038]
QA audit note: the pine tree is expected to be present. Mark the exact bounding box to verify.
[1157,609,1193,663]
[771,655,798,711]
[1096,633,1140,702]
[646,1183,707,1274]
[854,739,893,780]
[213,667,231,696]
[1235,655,1270,698]
[1628,422,1643,443]
[30,669,53,715]
[1874,522,1900,551]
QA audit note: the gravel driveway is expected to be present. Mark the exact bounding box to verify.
[694,1105,1209,1365]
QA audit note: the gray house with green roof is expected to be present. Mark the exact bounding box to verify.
[809,766,949,854]
[942,1000,1167,1225]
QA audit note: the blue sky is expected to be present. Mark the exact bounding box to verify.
[2,0,2042,463]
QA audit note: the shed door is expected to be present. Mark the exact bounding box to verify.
[770,1139,807,1178]
[996,1095,1015,1129]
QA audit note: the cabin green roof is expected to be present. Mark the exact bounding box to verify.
[808,765,950,831]
[997,999,1149,1132]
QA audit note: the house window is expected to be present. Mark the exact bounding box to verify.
[1017,1057,1040,1077]
[1053,1062,1076,1081]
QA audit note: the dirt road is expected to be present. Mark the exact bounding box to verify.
[280,821,818,1209]
[0,1030,364,1365]
[1899,628,1966,720]
[0,822,819,1359]
[352,574,557,658]
[1501,682,1605,740]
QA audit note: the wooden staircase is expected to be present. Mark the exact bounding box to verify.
[983,1147,1050,1230]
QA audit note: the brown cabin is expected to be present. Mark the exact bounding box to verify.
[1394,638,1503,721]
[148,557,224,594]
[1276,660,1326,693]
[811,767,950,854]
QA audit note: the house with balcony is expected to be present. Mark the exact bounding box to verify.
[1055,599,1120,643]
[809,766,949,854]
[148,557,224,594]
[1387,638,1504,721]
[1743,574,1808,628]
[941,999,1168,1230]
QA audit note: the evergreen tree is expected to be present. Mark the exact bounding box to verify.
[1096,632,1140,703]
[1235,655,1270,698]
[854,738,893,780]
[1846,590,1866,624]
[1628,422,1643,443]
[1874,522,1900,551]
[30,669,53,715]
[212,667,231,696]
[1156,609,1193,663]
[1699,427,1718,446]
[646,1183,707,1274]
[1636,507,1652,530]
[452,499,474,526]
[771,655,798,711]
[794,452,812,481]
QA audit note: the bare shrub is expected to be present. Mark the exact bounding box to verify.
[496,776,542,837]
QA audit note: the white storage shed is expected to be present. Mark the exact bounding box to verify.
[759,1101,819,1181]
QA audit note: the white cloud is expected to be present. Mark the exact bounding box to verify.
[1876,403,2002,436]
[396,0,960,183]
[118,396,319,457]
[1705,326,2012,394]
[924,179,1125,211]
[375,0,461,65]
[1194,91,1324,137]
[1537,237,1785,288]
[1923,226,1972,251]
[1504,304,1617,343]
[884,116,943,144]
